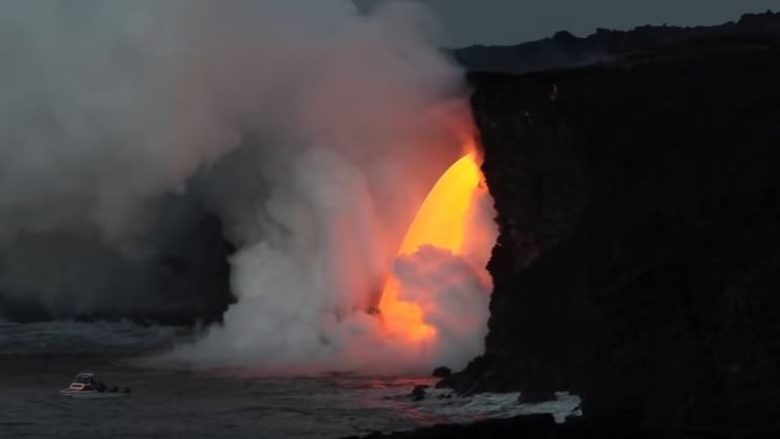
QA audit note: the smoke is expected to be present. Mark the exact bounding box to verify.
[0,1,495,373]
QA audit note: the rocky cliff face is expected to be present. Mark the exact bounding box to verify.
[446,18,780,434]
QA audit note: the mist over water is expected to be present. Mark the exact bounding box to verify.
[0,0,495,374]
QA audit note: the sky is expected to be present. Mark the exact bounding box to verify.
[405,0,779,47]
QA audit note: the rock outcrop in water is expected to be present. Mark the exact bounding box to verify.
[440,11,780,436]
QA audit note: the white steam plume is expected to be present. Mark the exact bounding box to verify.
[0,0,495,373]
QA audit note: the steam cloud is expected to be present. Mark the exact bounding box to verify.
[0,0,495,373]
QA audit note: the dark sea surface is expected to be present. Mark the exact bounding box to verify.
[0,320,579,439]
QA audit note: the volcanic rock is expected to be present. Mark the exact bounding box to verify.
[444,12,780,435]
[410,385,429,402]
[431,366,452,378]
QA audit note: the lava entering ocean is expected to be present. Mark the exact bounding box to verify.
[378,137,493,349]
[0,0,496,375]
[163,128,496,374]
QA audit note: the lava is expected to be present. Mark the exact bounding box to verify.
[379,139,486,343]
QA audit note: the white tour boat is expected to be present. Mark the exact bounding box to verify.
[60,372,130,399]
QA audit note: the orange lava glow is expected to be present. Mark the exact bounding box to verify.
[379,139,484,343]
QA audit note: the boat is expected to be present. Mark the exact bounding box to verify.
[59,372,130,399]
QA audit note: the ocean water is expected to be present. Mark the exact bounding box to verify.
[0,320,580,438]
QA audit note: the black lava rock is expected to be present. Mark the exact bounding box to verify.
[431,367,452,378]
[410,385,429,402]
[444,11,780,435]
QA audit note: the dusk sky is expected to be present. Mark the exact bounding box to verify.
[413,0,779,46]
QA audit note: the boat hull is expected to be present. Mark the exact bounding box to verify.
[60,390,129,399]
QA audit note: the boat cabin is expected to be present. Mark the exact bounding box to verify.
[69,372,99,391]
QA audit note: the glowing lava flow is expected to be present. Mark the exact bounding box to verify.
[379,144,484,343]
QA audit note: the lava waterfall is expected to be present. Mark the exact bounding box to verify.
[168,129,497,374]
[0,1,496,374]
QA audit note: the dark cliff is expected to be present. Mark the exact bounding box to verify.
[442,14,780,436]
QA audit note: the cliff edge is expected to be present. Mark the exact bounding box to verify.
[443,14,780,435]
